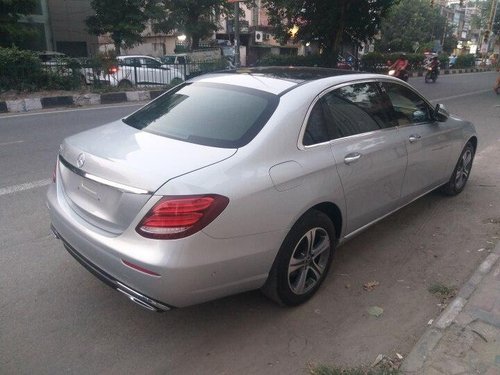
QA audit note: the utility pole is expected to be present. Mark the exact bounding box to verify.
[234,1,240,67]
[483,0,498,49]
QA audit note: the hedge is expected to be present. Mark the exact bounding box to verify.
[0,46,81,92]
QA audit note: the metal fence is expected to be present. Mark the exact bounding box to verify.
[39,58,232,90]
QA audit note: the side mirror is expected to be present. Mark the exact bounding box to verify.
[434,103,449,122]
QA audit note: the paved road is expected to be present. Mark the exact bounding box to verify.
[0,72,499,374]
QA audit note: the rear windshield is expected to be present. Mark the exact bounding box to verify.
[123,82,279,148]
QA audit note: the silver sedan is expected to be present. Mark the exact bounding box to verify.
[47,67,477,310]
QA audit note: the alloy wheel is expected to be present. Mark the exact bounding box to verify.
[287,227,330,295]
[455,148,473,190]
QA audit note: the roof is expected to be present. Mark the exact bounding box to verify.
[191,66,373,95]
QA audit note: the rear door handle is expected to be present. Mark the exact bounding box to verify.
[409,134,422,143]
[344,152,362,165]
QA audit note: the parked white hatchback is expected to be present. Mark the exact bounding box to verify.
[101,55,184,88]
[47,67,477,311]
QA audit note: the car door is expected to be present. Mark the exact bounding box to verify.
[381,82,454,201]
[321,82,408,235]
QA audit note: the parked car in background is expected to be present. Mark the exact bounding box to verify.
[98,55,184,88]
[38,51,76,78]
[48,67,477,311]
[160,54,199,79]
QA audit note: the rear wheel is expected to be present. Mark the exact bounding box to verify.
[441,141,475,196]
[262,210,336,306]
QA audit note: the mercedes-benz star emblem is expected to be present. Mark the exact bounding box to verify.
[76,153,86,168]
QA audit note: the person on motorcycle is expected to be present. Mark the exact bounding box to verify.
[390,53,409,79]
[429,56,439,72]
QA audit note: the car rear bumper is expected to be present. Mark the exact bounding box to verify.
[47,182,282,308]
[51,225,172,312]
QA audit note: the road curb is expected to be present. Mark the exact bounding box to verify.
[0,88,167,114]
[401,242,500,373]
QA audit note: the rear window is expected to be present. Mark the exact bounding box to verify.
[123,82,279,148]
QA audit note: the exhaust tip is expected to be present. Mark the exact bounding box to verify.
[117,288,160,312]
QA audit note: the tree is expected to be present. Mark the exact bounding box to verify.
[150,0,243,51]
[0,0,37,48]
[262,0,400,65]
[376,0,449,53]
[86,0,156,54]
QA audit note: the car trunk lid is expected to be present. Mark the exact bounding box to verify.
[58,121,236,234]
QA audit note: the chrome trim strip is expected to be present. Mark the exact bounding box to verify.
[59,155,152,195]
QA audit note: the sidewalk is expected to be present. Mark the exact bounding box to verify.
[0,88,165,114]
[402,241,500,374]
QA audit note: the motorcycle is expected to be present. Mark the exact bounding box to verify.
[388,68,409,82]
[424,65,439,83]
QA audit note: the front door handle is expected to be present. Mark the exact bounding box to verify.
[409,134,422,143]
[344,152,362,165]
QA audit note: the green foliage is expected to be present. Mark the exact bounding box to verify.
[0,0,38,48]
[86,0,156,54]
[0,47,80,92]
[262,0,400,65]
[453,54,475,69]
[376,0,449,53]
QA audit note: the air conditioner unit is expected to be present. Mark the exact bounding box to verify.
[255,31,263,43]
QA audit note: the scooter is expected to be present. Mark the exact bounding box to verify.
[388,68,409,82]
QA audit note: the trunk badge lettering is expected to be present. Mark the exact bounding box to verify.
[77,153,86,168]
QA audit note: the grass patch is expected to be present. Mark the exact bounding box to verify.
[428,282,457,299]
[310,365,401,375]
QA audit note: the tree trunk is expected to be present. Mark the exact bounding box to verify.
[331,1,349,66]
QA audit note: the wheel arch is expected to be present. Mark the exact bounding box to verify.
[468,136,478,153]
[308,202,343,241]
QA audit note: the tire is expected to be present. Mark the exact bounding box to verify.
[425,72,431,83]
[262,210,336,306]
[441,141,475,196]
[118,80,133,89]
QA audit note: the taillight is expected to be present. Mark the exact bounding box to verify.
[136,195,229,239]
[108,66,118,74]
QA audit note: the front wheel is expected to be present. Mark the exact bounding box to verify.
[262,210,336,306]
[425,71,431,83]
[441,141,475,196]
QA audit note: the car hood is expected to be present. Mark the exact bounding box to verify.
[60,120,237,193]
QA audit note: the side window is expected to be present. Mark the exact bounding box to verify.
[303,99,330,146]
[145,58,161,68]
[178,57,186,64]
[382,82,432,125]
[322,82,393,138]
